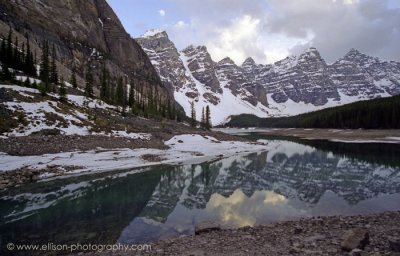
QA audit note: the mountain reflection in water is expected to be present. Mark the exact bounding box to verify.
[1,139,400,254]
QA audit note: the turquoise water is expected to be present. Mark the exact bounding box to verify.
[1,137,400,254]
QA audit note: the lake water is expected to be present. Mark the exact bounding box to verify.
[1,134,400,254]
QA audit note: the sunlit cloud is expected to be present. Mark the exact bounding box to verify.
[164,0,400,64]
[108,0,400,64]
[206,189,289,227]
[158,9,166,17]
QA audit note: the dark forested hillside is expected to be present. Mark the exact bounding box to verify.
[226,95,400,129]
[0,0,172,102]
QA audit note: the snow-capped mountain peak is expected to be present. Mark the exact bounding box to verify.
[142,29,167,38]
[136,32,270,124]
[137,31,400,124]
[218,57,236,66]
[242,57,256,65]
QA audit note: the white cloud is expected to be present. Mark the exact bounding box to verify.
[175,20,187,28]
[206,15,264,64]
[343,0,360,5]
[265,0,400,62]
[163,0,400,64]
[158,9,166,17]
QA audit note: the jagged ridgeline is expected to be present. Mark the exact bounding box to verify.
[0,0,181,118]
[136,30,400,125]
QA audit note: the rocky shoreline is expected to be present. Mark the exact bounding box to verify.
[78,211,400,256]
[0,131,249,191]
[244,128,400,144]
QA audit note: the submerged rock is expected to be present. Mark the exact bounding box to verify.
[350,248,363,256]
[341,228,370,251]
[388,236,400,252]
[194,222,221,235]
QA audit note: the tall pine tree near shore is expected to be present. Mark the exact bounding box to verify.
[115,77,125,107]
[205,105,212,130]
[84,62,94,98]
[70,66,77,88]
[200,107,206,129]
[6,27,12,65]
[100,65,109,101]
[13,37,20,70]
[39,40,50,92]
[50,44,58,86]
[24,35,36,76]
[190,101,196,128]
[128,80,136,111]
[59,76,66,101]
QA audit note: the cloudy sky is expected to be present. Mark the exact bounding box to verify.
[107,0,400,65]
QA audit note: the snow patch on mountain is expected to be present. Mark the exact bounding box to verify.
[137,30,400,124]
[175,53,268,124]
[142,29,165,38]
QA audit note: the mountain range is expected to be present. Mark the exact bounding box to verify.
[1,0,399,126]
[137,30,400,124]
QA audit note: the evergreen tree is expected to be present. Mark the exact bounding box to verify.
[38,82,47,96]
[84,62,94,98]
[205,105,212,130]
[23,77,31,88]
[227,95,400,129]
[131,82,141,115]
[200,107,206,129]
[70,66,77,88]
[171,103,176,121]
[100,65,108,101]
[115,77,125,106]
[13,37,20,69]
[34,50,37,67]
[39,40,50,92]
[1,63,13,81]
[50,44,58,85]
[21,41,26,71]
[24,35,36,76]
[176,109,184,122]
[59,76,67,101]
[6,27,13,65]
[122,78,128,112]
[108,77,116,104]
[161,99,167,118]
[128,80,135,108]
[147,88,154,115]
[141,87,148,117]
[167,100,172,120]
[32,79,37,89]
[190,101,196,128]
[0,36,6,63]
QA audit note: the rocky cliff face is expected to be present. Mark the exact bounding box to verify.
[137,31,270,124]
[259,48,340,105]
[251,47,400,115]
[0,0,170,99]
[330,49,400,96]
[138,31,400,123]
[181,45,222,95]
[135,30,194,96]
[216,57,268,107]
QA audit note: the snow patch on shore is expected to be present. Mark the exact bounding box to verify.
[0,134,267,176]
[330,139,400,144]
[92,131,151,140]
